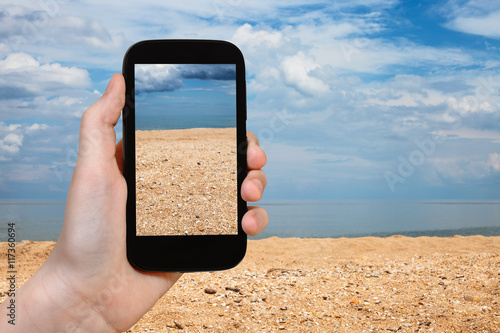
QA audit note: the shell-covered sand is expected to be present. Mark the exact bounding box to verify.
[135,128,238,236]
[1,236,499,332]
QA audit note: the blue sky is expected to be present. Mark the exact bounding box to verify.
[1,0,500,200]
[135,64,237,129]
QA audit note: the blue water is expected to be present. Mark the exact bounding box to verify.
[251,200,500,239]
[1,200,499,241]
[136,114,235,131]
[0,200,65,242]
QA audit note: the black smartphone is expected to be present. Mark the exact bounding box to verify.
[122,40,247,272]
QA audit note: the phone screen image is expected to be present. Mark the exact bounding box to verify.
[134,64,238,236]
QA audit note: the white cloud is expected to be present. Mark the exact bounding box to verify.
[135,64,236,93]
[436,128,500,143]
[4,163,57,182]
[281,52,330,95]
[49,16,124,50]
[232,24,284,50]
[135,65,182,92]
[0,4,125,50]
[0,53,90,99]
[0,122,21,131]
[447,96,494,115]
[0,52,38,70]
[428,157,477,183]
[448,11,500,39]
[428,149,500,183]
[0,133,23,155]
[443,0,500,39]
[1,123,21,131]
[260,141,384,196]
[312,38,476,74]
[0,121,51,161]
[486,152,500,171]
[26,123,49,132]
[0,120,71,167]
[366,81,450,108]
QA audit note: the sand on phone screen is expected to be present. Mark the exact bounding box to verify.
[135,127,238,236]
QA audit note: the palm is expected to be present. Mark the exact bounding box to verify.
[47,141,180,331]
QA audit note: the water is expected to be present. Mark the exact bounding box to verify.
[1,200,499,241]
[136,114,235,131]
[0,200,65,242]
[251,200,500,239]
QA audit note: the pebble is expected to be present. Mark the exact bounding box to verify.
[387,326,402,331]
[204,288,217,295]
[77,176,500,332]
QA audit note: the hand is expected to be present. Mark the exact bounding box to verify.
[0,73,268,332]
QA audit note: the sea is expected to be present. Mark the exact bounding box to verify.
[136,114,235,131]
[1,199,499,241]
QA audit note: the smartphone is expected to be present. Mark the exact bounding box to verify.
[122,40,247,272]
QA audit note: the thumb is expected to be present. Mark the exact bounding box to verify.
[76,73,125,168]
[61,73,126,251]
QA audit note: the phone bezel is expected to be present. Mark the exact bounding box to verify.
[123,40,247,272]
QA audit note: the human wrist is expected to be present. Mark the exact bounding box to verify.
[1,260,117,333]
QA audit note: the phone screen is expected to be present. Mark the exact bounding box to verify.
[134,64,238,236]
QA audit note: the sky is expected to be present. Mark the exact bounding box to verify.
[0,0,500,200]
[135,64,237,130]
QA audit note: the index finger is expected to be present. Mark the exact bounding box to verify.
[247,131,267,170]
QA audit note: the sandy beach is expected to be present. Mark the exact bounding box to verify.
[135,128,238,236]
[1,236,499,332]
